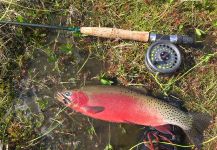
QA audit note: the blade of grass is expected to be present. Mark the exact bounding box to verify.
[0,0,12,20]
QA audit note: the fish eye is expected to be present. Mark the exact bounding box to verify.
[64,91,71,97]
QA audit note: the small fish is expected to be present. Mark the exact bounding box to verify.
[56,85,212,149]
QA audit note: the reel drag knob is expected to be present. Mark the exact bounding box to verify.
[145,41,181,74]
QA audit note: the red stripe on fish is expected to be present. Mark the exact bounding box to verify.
[70,91,165,126]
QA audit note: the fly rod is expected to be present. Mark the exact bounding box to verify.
[0,20,195,74]
[0,20,193,44]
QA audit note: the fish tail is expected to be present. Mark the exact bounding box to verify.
[184,112,212,150]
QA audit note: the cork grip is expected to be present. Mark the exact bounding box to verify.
[80,27,150,42]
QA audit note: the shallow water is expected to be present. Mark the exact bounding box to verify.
[16,31,143,150]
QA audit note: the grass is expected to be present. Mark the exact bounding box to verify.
[0,0,217,149]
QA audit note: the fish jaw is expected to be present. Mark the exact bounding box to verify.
[56,92,72,106]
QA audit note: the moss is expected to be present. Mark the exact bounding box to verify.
[0,0,217,149]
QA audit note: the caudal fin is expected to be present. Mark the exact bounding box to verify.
[184,112,212,150]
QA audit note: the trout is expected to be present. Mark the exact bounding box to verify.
[56,85,212,149]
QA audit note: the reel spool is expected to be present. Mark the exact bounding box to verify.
[145,41,181,74]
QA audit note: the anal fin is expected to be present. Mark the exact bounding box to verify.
[154,125,174,136]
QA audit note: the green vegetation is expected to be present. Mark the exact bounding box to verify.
[0,0,216,149]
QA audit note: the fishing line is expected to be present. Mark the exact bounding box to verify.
[128,135,217,150]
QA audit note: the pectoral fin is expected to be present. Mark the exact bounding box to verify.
[83,106,105,114]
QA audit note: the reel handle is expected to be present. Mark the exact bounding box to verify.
[80,27,150,42]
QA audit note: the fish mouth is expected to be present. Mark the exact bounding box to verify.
[56,92,71,105]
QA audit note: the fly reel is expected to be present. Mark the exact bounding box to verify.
[0,21,194,74]
[145,41,181,74]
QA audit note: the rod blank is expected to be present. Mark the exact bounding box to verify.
[0,21,72,31]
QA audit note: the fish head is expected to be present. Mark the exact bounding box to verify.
[56,90,88,107]
[56,90,74,106]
